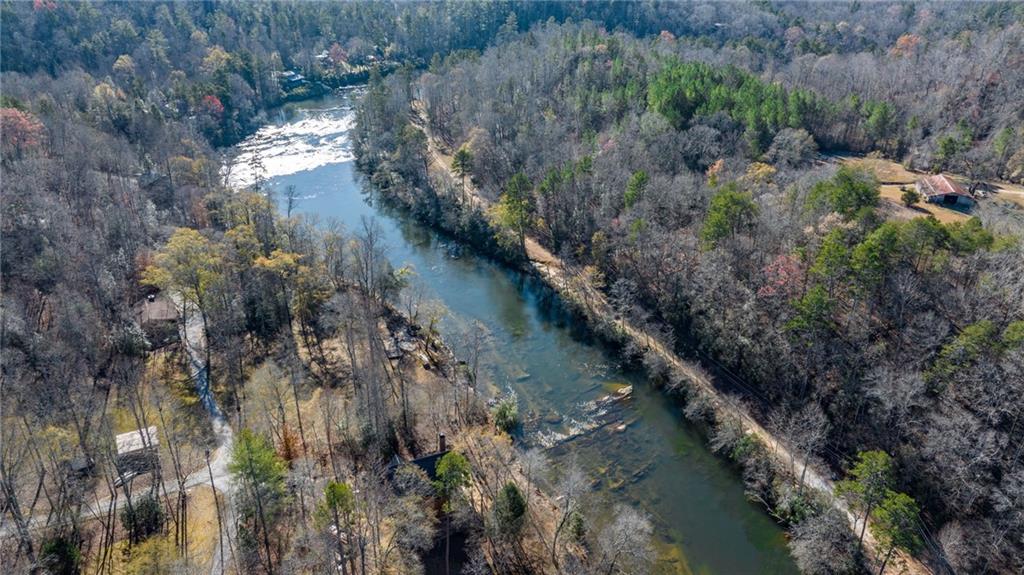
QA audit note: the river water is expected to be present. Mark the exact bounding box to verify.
[227,91,798,575]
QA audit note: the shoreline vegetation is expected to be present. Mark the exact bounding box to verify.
[351,18,1024,575]
[4,3,1022,574]
[353,82,933,575]
[170,192,590,574]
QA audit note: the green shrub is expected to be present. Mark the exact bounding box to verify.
[40,536,81,575]
[806,166,879,219]
[494,482,527,536]
[121,494,165,543]
[493,395,519,434]
[568,509,587,542]
[731,433,761,462]
[701,185,758,248]
[774,484,819,525]
[900,186,921,207]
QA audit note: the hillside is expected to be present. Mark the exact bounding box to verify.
[3,3,1023,575]
[353,21,1024,575]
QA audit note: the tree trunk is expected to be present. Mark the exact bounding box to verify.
[799,459,809,494]
[445,513,452,575]
[878,546,894,575]
[207,452,225,572]
[246,455,275,574]
[0,478,35,564]
[332,508,348,575]
[859,507,871,546]
[289,370,309,459]
[605,550,622,575]
[551,513,567,569]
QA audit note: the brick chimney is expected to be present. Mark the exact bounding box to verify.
[438,432,447,453]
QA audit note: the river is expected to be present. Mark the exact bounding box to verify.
[227,90,798,575]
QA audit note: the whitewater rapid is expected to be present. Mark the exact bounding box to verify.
[225,96,360,189]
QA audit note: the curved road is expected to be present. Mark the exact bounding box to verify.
[180,302,236,575]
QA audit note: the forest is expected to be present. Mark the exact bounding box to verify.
[0,2,613,574]
[2,1,1023,575]
[353,8,1024,575]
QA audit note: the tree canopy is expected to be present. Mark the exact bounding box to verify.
[701,185,759,248]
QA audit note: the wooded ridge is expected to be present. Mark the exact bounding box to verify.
[353,19,1024,575]
[3,2,1023,574]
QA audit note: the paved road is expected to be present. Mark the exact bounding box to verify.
[179,303,235,575]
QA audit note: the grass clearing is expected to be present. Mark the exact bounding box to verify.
[839,153,1024,220]
[182,485,220,571]
[878,184,969,224]
[839,155,918,184]
[837,156,972,224]
[987,183,1024,209]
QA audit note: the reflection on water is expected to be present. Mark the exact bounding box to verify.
[232,93,798,575]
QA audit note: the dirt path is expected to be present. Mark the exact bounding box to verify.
[409,104,932,575]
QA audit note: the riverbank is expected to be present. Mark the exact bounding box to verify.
[356,101,932,575]
[219,120,584,570]
[232,91,806,573]
[358,289,584,574]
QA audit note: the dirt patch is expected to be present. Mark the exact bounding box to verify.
[987,184,1024,209]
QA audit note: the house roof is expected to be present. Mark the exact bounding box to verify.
[133,295,177,323]
[116,426,158,455]
[917,174,972,200]
[388,449,450,482]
